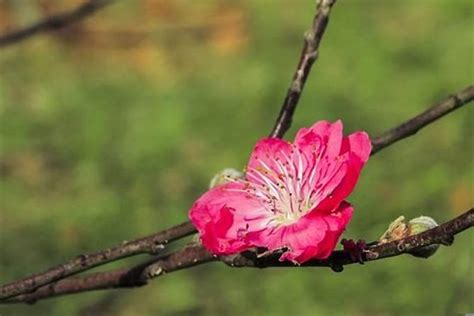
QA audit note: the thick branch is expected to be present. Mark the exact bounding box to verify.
[4,244,213,304]
[270,0,337,138]
[0,0,113,48]
[371,85,474,154]
[0,221,196,300]
[5,208,472,303]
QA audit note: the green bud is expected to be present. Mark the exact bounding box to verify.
[209,168,244,188]
[408,216,438,234]
[407,216,439,258]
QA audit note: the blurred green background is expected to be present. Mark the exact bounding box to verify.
[0,0,473,315]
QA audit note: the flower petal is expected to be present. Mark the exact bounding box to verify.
[295,120,343,161]
[199,206,247,255]
[276,202,353,263]
[292,120,349,208]
[341,131,372,163]
[317,132,371,213]
[265,212,328,263]
[247,137,293,176]
[189,182,267,255]
[314,201,354,258]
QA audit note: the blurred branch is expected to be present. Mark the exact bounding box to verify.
[4,244,214,304]
[0,0,113,48]
[4,208,472,303]
[0,85,472,303]
[371,85,474,155]
[0,221,196,300]
[270,0,337,138]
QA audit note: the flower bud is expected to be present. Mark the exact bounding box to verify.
[408,216,438,234]
[378,216,408,243]
[407,216,439,258]
[209,168,244,188]
[378,215,440,258]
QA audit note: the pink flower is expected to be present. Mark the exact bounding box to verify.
[189,120,371,263]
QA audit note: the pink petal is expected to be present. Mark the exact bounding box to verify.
[341,131,372,163]
[247,137,293,174]
[317,132,371,213]
[265,212,328,263]
[278,202,353,262]
[295,120,343,161]
[293,120,349,210]
[304,153,349,207]
[199,206,248,254]
[322,201,353,230]
[314,202,353,258]
[189,182,268,255]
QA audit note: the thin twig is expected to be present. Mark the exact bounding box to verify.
[0,221,196,300]
[270,0,337,138]
[0,0,113,48]
[4,208,472,303]
[371,85,474,155]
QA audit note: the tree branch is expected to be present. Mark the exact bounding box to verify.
[4,208,472,303]
[0,221,196,300]
[4,244,214,304]
[371,85,474,155]
[224,208,473,269]
[270,0,337,138]
[0,0,113,48]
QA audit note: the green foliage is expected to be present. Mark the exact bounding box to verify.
[0,1,472,315]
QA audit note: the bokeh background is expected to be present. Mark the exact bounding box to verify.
[1,0,473,315]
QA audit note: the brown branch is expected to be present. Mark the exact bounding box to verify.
[4,244,213,304]
[0,0,113,48]
[224,208,473,270]
[371,85,474,155]
[270,0,337,138]
[4,208,472,303]
[1,84,472,301]
[0,221,196,300]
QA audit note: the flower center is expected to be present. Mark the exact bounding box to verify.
[235,147,321,226]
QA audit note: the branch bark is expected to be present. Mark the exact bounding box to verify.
[371,85,474,155]
[4,244,214,304]
[270,0,337,138]
[224,208,473,269]
[0,221,196,300]
[4,208,472,303]
[0,0,113,48]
